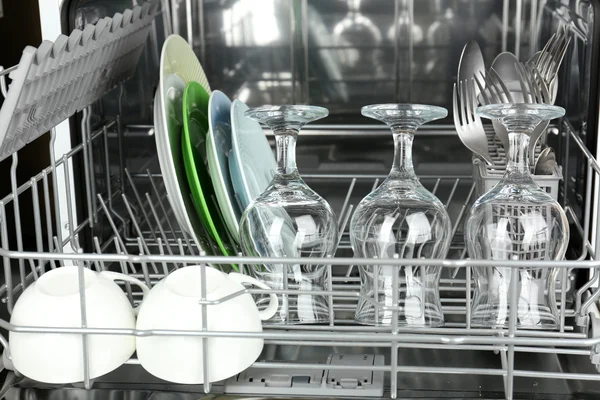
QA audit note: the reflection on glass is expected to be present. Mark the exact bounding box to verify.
[467,104,569,330]
[239,105,338,324]
[333,0,383,78]
[350,104,451,327]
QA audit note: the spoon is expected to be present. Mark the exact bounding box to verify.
[534,147,556,176]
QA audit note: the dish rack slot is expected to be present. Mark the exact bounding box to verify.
[0,1,158,162]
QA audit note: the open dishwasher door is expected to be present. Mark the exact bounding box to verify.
[0,0,600,399]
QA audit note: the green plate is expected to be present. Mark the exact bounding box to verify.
[182,81,234,258]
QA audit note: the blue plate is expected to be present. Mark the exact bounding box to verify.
[229,99,277,212]
[207,91,241,244]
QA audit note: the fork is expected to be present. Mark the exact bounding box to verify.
[453,78,495,166]
[515,62,551,104]
[474,68,514,152]
[474,68,514,105]
[531,30,571,87]
[515,62,553,161]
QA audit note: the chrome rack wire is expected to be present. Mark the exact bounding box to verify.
[0,116,597,400]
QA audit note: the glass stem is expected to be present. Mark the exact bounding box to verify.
[389,129,416,180]
[274,129,299,179]
[506,131,530,176]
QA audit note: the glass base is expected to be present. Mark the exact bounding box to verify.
[355,287,444,328]
[355,302,444,328]
[470,303,558,330]
[256,294,330,325]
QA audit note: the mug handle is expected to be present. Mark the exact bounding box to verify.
[100,271,150,315]
[228,273,278,320]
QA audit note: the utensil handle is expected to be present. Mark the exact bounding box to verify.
[228,272,278,320]
[100,271,150,315]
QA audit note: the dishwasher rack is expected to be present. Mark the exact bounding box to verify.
[0,113,597,399]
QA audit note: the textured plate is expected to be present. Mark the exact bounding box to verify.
[230,99,277,212]
[207,91,242,243]
[182,82,232,256]
[157,34,212,250]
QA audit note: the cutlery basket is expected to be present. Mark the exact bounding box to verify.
[472,134,562,200]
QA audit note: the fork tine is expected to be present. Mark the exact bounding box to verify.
[543,33,565,80]
[483,73,501,104]
[551,35,571,78]
[458,80,468,125]
[536,33,557,78]
[488,68,514,103]
[515,62,533,103]
[453,83,461,127]
[467,79,478,119]
[530,63,551,103]
[463,78,474,122]
[473,72,490,105]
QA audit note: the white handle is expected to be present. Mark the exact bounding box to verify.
[228,272,278,320]
[100,271,150,315]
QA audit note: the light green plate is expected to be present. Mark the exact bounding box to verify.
[182,81,233,258]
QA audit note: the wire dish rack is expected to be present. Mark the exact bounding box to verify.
[0,112,596,400]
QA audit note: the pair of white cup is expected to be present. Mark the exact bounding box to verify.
[8,265,277,384]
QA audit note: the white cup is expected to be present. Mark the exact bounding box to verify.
[136,265,278,384]
[9,266,149,383]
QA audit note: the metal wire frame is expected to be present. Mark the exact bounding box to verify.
[0,117,595,400]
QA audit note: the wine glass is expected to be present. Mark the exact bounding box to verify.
[239,106,338,325]
[350,104,452,327]
[467,103,569,330]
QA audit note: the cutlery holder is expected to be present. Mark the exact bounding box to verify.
[472,157,562,200]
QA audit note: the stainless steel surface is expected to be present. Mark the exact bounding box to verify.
[0,0,598,399]
[453,78,495,165]
[458,40,486,98]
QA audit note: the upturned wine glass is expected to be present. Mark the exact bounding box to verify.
[239,106,338,324]
[351,104,452,327]
[466,103,569,330]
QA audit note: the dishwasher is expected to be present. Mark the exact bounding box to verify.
[0,0,599,399]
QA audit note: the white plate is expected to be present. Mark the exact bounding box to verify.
[207,91,242,243]
[229,99,277,212]
[156,34,211,250]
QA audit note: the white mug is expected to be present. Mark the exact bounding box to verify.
[9,266,149,383]
[136,265,278,384]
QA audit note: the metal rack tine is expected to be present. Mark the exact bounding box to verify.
[30,177,45,275]
[121,194,159,274]
[42,171,57,270]
[156,237,170,276]
[52,237,64,268]
[0,203,14,312]
[338,178,356,225]
[125,168,160,244]
[146,169,196,255]
[92,237,106,271]
[431,178,441,196]
[444,178,461,207]
[113,237,135,304]
[96,194,136,274]
[103,125,127,228]
[10,154,26,289]
[80,107,94,231]
[144,193,176,257]
[136,237,153,287]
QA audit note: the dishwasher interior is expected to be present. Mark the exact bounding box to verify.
[0,0,599,399]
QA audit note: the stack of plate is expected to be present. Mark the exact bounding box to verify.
[154,35,276,258]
